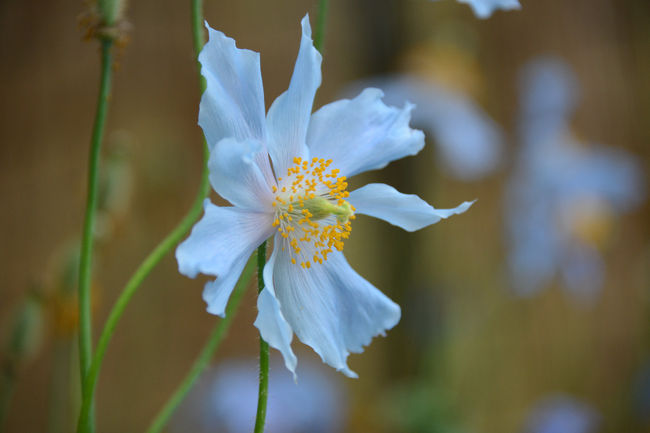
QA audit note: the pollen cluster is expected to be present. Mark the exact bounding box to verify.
[271,157,355,269]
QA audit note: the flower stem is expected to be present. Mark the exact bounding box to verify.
[76,3,212,431]
[76,182,210,432]
[314,0,329,52]
[191,0,207,92]
[77,37,113,433]
[144,256,256,433]
[253,241,269,433]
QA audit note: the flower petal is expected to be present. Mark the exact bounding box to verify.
[208,138,275,211]
[307,88,425,177]
[262,238,401,378]
[198,22,267,151]
[176,201,274,314]
[560,243,604,302]
[255,245,298,376]
[266,15,321,177]
[353,75,503,181]
[202,255,249,317]
[456,0,521,18]
[348,183,475,232]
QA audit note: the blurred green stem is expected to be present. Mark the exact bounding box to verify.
[98,0,120,27]
[144,256,256,433]
[314,0,329,52]
[77,37,114,433]
[253,241,269,433]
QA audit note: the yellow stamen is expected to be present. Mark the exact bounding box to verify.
[272,157,354,267]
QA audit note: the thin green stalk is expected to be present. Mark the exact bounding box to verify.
[76,179,210,431]
[98,0,121,27]
[253,241,269,433]
[145,256,256,433]
[314,0,329,52]
[77,38,113,433]
[77,1,211,431]
[191,0,207,91]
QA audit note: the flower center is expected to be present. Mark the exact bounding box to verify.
[271,157,355,269]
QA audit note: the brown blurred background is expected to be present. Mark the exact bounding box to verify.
[1,0,649,432]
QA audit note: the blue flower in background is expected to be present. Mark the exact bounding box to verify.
[523,395,600,433]
[431,0,521,18]
[350,75,504,181]
[176,15,473,377]
[505,57,645,300]
[170,359,345,433]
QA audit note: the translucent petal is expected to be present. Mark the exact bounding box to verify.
[255,243,297,376]
[202,255,250,317]
[176,201,274,314]
[208,138,275,211]
[266,15,321,177]
[198,23,267,151]
[350,76,503,181]
[261,239,401,378]
[307,88,424,177]
[349,183,475,232]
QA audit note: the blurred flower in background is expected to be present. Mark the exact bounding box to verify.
[505,57,645,301]
[522,395,600,433]
[430,0,521,19]
[170,359,345,433]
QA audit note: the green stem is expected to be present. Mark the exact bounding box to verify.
[253,241,269,433]
[76,179,210,431]
[191,0,207,91]
[314,0,329,52]
[77,38,113,433]
[77,1,210,431]
[144,256,256,433]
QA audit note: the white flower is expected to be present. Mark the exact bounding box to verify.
[176,15,473,378]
